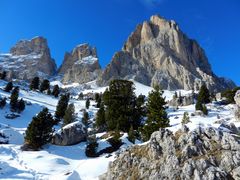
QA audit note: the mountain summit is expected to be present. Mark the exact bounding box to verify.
[97,15,235,91]
[58,43,101,84]
[0,36,56,80]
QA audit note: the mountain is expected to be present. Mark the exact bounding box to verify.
[58,43,101,84]
[97,15,235,91]
[0,36,57,80]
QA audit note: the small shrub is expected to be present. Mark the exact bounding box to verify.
[85,141,99,157]
[0,98,7,109]
[181,112,190,124]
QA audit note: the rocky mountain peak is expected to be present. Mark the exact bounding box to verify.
[72,43,97,61]
[10,36,50,56]
[58,43,101,84]
[98,15,235,91]
[0,36,56,81]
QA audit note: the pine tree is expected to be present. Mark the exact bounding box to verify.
[40,79,50,93]
[30,77,40,90]
[182,112,190,124]
[195,100,203,111]
[202,104,208,115]
[198,84,210,104]
[86,99,90,109]
[55,93,70,119]
[78,92,84,100]
[63,103,75,126]
[17,98,25,113]
[95,93,102,108]
[128,125,135,143]
[10,86,19,112]
[103,80,142,132]
[85,135,98,157]
[47,88,51,95]
[141,86,169,141]
[195,84,210,113]
[0,71,7,80]
[4,82,13,92]
[82,110,89,127]
[52,85,60,97]
[24,108,54,150]
[0,98,6,109]
[96,103,105,128]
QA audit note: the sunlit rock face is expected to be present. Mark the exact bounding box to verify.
[0,36,57,80]
[98,15,235,91]
[58,43,101,84]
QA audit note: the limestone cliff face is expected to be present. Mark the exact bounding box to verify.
[98,15,235,91]
[0,36,56,80]
[101,126,240,180]
[58,43,101,84]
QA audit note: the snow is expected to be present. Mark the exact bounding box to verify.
[75,56,98,65]
[0,53,42,70]
[0,79,239,179]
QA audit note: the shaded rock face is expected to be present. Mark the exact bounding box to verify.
[98,15,235,91]
[0,37,56,80]
[52,121,86,146]
[101,126,240,180]
[58,43,101,84]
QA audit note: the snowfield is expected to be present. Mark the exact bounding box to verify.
[0,80,239,180]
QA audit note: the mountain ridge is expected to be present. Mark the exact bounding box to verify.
[0,15,236,91]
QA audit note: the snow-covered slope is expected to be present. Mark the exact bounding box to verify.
[0,80,239,180]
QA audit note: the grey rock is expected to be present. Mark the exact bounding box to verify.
[58,43,101,84]
[234,90,240,121]
[169,93,195,106]
[52,121,86,146]
[0,36,56,81]
[235,90,240,106]
[101,127,240,180]
[97,15,235,91]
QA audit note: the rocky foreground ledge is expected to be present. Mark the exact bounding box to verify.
[100,125,240,180]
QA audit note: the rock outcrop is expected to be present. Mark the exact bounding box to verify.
[0,36,56,80]
[58,43,101,84]
[234,90,240,120]
[98,15,235,91]
[168,93,196,107]
[52,121,86,146]
[101,126,240,180]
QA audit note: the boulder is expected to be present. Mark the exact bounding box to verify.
[101,126,240,179]
[52,121,86,146]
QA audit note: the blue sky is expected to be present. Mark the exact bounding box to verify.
[0,0,239,85]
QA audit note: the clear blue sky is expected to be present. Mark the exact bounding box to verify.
[0,0,239,85]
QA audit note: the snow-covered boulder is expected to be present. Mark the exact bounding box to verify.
[52,121,87,146]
